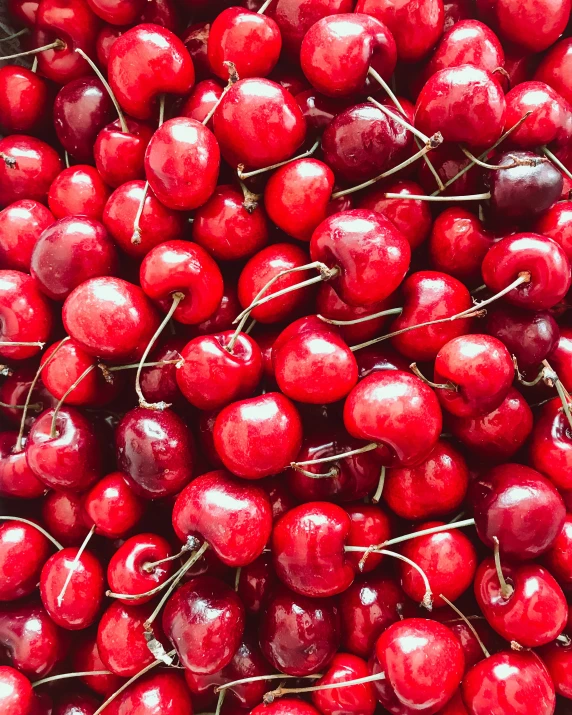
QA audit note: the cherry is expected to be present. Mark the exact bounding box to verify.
[47,166,109,220]
[535,38,572,106]
[295,89,350,135]
[345,503,391,573]
[0,432,45,499]
[491,0,570,52]
[505,81,571,148]
[481,233,571,310]
[84,471,145,538]
[0,520,52,601]
[180,78,223,127]
[371,618,465,713]
[354,344,410,377]
[0,666,33,715]
[547,327,572,391]
[259,585,340,676]
[310,653,377,715]
[343,370,443,467]
[544,514,572,591]
[462,650,556,714]
[96,24,124,68]
[6,0,39,27]
[384,439,469,520]
[51,692,99,715]
[0,200,54,273]
[208,7,281,78]
[144,118,220,211]
[26,406,103,491]
[191,281,241,335]
[139,0,179,31]
[0,364,56,427]
[74,632,123,696]
[0,66,48,134]
[530,397,572,491]
[162,575,245,674]
[539,638,572,699]
[417,144,482,197]
[310,209,411,307]
[270,0,352,57]
[41,490,89,547]
[94,118,153,189]
[182,22,211,80]
[212,78,306,169]
[0,135,63,208]
[87,0,144,25]
[104,672,193,715]
[63,277,160,360]
[250,700,320,715]
[136,337,184,407]
[415,65,506,147]
[116,407,194,499]
[108,24,195,120]
[103,180,185,258]
[535,199,572,262]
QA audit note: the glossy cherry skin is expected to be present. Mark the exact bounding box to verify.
[192,184,269,261]
[180,78,223,127]
[450,387,533,461]
[47,166,110,221]
[116,407,194,499]
[354,344,412,377]
[40,546,104,630]
[535,38,572,106]
[547,328,572,391]
[344,370,443,467]
[0,135,63,208]
[505,81,571,148]
[138,338,185,407]
[140,240,223,324]
[33,0,99,84]
[84,471,145,538]
[41,490,90,547]
[0,200,53,273]
[0,666,33,715]
[433,334,514,418]
[310,209,410,307]
[0,521,52,601]
[312,653,376,715]
[493,0,570,52]
[0,66,48,135]
[94,118,154,189]
[462,650,555,714]
[213,78,306,169]
[345,503,391,573]
[371,618,465,714]
[482,233,571,310]
[530,398,572,491]
[103,180,185,258]
[31,216,118,302]
[0,432,45,499]
[182,21,210,79]
[96,24,124,68]
[51,692,99,715]
[144,118,220,211]
[355,0,444,62]
[87,0,144,24]
[172,470,272,567]
[163,575,245,674]
[543,514,572,591]
[108,24,195,120]
[415,65,505,147]
[63,277,160,360]
[474,558,567,647]
[384,439,468,520]
[539,638,572,699]
[251,700,321,715]
[74,633,122,696]
[104,672,193,715]
[535,200,572,261]
[259,585,340,676]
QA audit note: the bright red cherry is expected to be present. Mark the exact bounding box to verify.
[87,0,144,24]
[425,19,504,78]
[0,135,63,208]
[0,200,53,273]
[491,0,571,52]
[535,38,572,106]
[529,399,572,491]
[84,471,145,538]
[0,432,45,500]
[41,490,90,547]
[0,520,52,601]
[250,700,320,715]
[543,514,572,591]
[74,633,122,696]
[0,66,48,134]
[505,81,571,148]
[180,78,223,126]
[0,270,52,360]
[104,672,193,715]
[0,666,33,715]
[47,165,110,220]
[312,653,377,715]
[535,200,572,262]
[94,118,154,189]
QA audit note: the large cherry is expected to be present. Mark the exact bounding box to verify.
[489,0,570,52]
[0,135,63,208]
[0,200,54,273]
[505,80,571,148]
[104,672,193,715]
[0,520,52,601]
[535,37,572,106]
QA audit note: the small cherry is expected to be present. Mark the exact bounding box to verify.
[0,666,33,715]
[0,65,48,134]
[0,135,63,208]
[41,490,90,546]
[138,338,185,407]
[103,672,193,715]
[539,635,572,699]
[94,118,154,188]
[84,471,145,538]
[47,165,111,220]
[86,0,144,25]
[74,632,122,696]
[0,200,54,273]
[345,503,391,573]
[236,552,276,615]
[0,519,52,601]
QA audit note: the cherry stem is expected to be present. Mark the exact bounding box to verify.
[367,96,432,145]
[0,340,45,347]
[131,181,149,244]
[0,152,17,168]
[418,137,445,190]
[290,464,340,479]
[557,634,572,646]
[492,536,514,599]
[56,525,96,607]
[239,179,261,214]
[384,191,491,202]
[238,138,320,180]
[74,47,128,133]
[64,151,70,169]
[244,319,256,334]
[105,359,181,373]
[0,38,64,60]
[49,364,97,439]
[33,671,112,688]
[371,465,385,503]
[292,442,378,468]
[0,515,63,550]
[367,66,404,114]
[215,674,322,694]
[410,362,458,391]
[542,146,572,183]
[512,356,544,387]
[318,307,403,326]
[214,690,226,715]
[135,292,185,411]
[16,336,70,452]
[202,61,239,126]
[264,672,388,704]
[31,57,38,72]
[234,567,241,591]
[381,519,476,549]
[258,0,273,11]
[141,535,199,573]
[0,399,41,411]
[106,562,194,600]
[439,595,490,658]
[542,359,572,433]
[0,28,28,43]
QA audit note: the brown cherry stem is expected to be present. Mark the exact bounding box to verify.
[542,146,572,183]
[0,38,65,61]
[318,307,403,326]
[49,364,97,439]
[0,515,63,550]
[492,536,514,599]
[263,672,388,704]
[135,292,185,410]
[238,138,320,180]
[141,535,199,573]
[56,525,96,607]
[291,442,378,468]
[0,28,29,43]
[202,61,239,126]
[371,465,385,504]
[75,47,128,133]
[290,464,340,479]
[410,362,458,391]
[439,595,490,658]
[33,671,112,687]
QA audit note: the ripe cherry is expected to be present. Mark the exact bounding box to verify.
[104,672,193,715]
[250,700,320,715]
[47,166,110,221]
[0,135,63,208]
[74,632,122,696]
[0,666,33,715]
[535,199,572,261]
[505,81,571,148]
[0,520,52,601]
[529,397,572,491]
[535,37,572,106]
[94,118,154,188]
[180,78,223,126]
[490,0,570,52]
[86,0,144,25]
[0,432,45,500]
[310,653,377,715]
[0,200,54,273]
[425,19,504,78]
[84,471,145,538]
[0,66,48,134]
[41,490,90,547]
[543,514,572,591]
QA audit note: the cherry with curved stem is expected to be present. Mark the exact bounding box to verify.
[410,362,458,391]
[201,62,239,127]
[106,554,201,601]
[439,595,490,659]
[492,536,513,600]
[74,47,128,134]
[0,514,63,550]
[263,672,387,704]
[33,671,112,687]
[318,307,403,326]
[0,39,64,61]
[55,524,96,607]
[49,364,97,438]
[238,139,321,181]
[290,442,379,470]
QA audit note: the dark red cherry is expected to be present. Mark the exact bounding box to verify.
[108,24,195,120]
[137,338,184,407]
[530,397,572,491]
[547,327,572,391]
[139,0,179,31]
[417,143,481,197]
[0,66,48,134]
[41,490,90,547]
[535,38,572,106]
[51,692,99,715]
[539,638,572,699]
[84,471,145,538]
[259,585,340,676]
[87,0,144,24]
[191,281,241,336]
[354,344,412,378]
[0,200,54,273]
[0,432,45,500]
[312,653,377,715]
[344,370,443,467]
[104,672,193,715]
[162,575,245,674]
[236,552,276,615]
[116,407,194,499]
[295,89,350,135]
[0,520,52,601]
[96,24,124,68]
[0,365,56,426]
[0,666,33,715]
[6,0,39,27]
[0,135,63,208]
[182,21,210,80]
[94,118,154,188]
[384,439,469,520]
[48,165,111,220]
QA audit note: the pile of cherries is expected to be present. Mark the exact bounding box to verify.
[4,0,572,713]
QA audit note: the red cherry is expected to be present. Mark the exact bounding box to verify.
[48,166,111,220]
[493,0,570,52]
[505,81,571,148]
[543,514,572,591]
[84,471,145,538]
[250,700,320,715]
[539,638,572,699]
[0,432,45,499]
[41,490,90,547]
[0,66,48,134]
[104,672,193,715]
[180,78,223,126]
[530,397,572,491]
[311,653,377,715]
[0,200,54,273]
[425,19,504,78]
[51,692,99,715]
[86,0,144,25]
[94,118,154,189]
[74,633,122,696]
[0,520,52,601]
[96,24,124,68]
[0,135,63,208]
[535,199,572,262]
[0,665,33,715]
[535,38,572,106]
[345,503,391,573]
[6,0,38,27]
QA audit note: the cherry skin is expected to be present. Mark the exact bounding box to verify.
[63,277,160,360]
[530,397,572,491]
[106,532,174,604]
[103,180,185,258]
[96,24,124,68]
[51,692,99,715]
[384,439,469,520]
[0,200,54,273]
[0,432,45,500]
[476,558,568,648]
[0,365,57,427]
[172,470,272,567]
[180,78,223,126]
[312,653,377,715]
[415,65,506,147]
[162,575,245,674]
[108,24,195,120]
[74,632,123,696]
[30,216,118,301]
[250,700,320,715]
[345,503,391,573]
[0,520,52,601]
[505,81,571,148]
[94,118,154,188]
[41,490,90,547]
[116,407,194,499]
[40,546,105,630]
[138,338,185,407]
[481,233,571,310]
[0,666,33,715]
[0,66,48,134]
[104,672,193,715]
[535,199,572,261]
[6,0,39,27]
[462,651,556,715]
[539,638,572,699]
[547,327,572,391]
[213,78,306,169]
[493,0,570,52]
[259,585,341,676]
[0,135,63,208]
[310,209,411,307]
[182,22,211,80]
[371,618,465,713]
[192,184,269,261]
[417,144,482,197]
[47,165,110,220]
[343,370,443,467]
[214,392,303,479]
[535,38,572,106]
[433,334,514,418]
[236,552,276,615]
[543,514,572,591]
[144,118,220,211]
[208,7,281,79]
[84,471,145,538]
[295,89,351,136]
[86,0,144,25]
